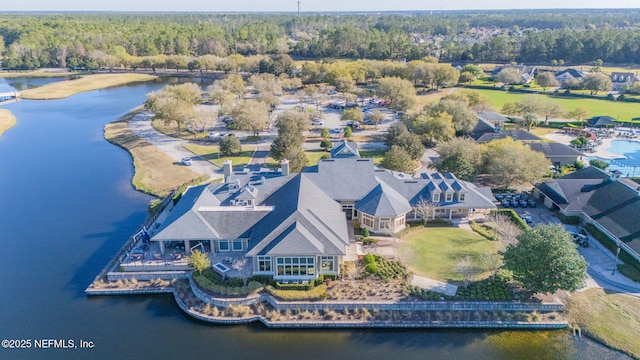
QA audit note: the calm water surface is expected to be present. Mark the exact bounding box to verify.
[0,78,630,360]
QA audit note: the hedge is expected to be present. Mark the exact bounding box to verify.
[470,220,496,240]
[490,209,530,231]
[585,223,640,271]
[193,273,264,296]
[557,213,581,225]
[265,284,327,301]
[425,219,454,227]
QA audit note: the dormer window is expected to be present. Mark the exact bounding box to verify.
[432,193,441,202]
[459,193,466,202]
[445,193,453,202]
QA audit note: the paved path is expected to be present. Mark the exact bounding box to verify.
[128,111,222,180]
[411,275,458,296]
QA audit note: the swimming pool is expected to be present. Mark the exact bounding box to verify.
[587,140,640,176]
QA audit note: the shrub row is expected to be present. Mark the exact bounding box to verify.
[362,255,409,281]
[193,273,263,296]
[557,213,581,225]
[470,220,496,240]
[265,284,327,301]
[409,277,512,302]
[425,219,454,227]
[490,209,530,231]
[585,223,640,271]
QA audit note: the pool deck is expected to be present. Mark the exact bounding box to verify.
[544,131,640,160]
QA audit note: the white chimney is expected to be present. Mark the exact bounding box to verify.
[281,159,290,176]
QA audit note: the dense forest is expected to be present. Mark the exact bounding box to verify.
[1,10,640,69]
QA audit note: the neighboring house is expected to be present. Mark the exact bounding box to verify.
[527,142,583,167]
[588,116,618,128]
[477,111,509,129]
[555,69,585,86]
[151,154,496,281]
[533,167,640,256]
[331,140,359,158]
[610,72,640,92]
[471,115,541,143]
[491,64,537,83]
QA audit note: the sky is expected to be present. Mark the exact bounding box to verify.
[1,0,637,12]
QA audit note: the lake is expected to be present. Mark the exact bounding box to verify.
[0,77,630,360]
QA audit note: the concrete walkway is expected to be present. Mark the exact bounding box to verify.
[411,275,458,296]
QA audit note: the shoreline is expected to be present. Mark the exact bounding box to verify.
[0,109,17,137]
[19,73,158,100]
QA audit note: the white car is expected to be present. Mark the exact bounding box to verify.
[181,157,193,166]
[207,132,220,139]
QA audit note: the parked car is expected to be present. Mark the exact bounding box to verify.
[311,120,324,126]
[207,132,221,139]
[181,157,193,166]
[528,199,537,207]
[523,215,534,224]
[364,119,375,125]
[331,128,343,134]
[511,200,519,208]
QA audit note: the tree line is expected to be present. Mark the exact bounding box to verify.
[2,11,640,69]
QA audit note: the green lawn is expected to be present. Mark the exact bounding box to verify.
[184,143,254,167]
[400,227,501,282]
[467,88,640,122]
[359,149,385,165]
[305,149,330,166]
[567,288,640,359]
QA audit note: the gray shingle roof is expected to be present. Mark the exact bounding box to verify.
[305,158,379,201]
[246,174,349,257]
[356,183,412,216]
[588,116,617,128]
[527,142,583,157]
[331,140,360,158]
[477,111,509,124]
[475,129,541,143]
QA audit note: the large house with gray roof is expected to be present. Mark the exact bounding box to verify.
[534,167,640,257]
[151,154,496,281]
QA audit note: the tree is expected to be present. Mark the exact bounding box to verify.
[494,68,522,85]
[482,138,550,188]
[219,136,242,156]
[341,108,364,123]
[411,111,455,145]
[461,64,484,78]
[230,100,269,135]
[164,83,202,106]
[320,127,330,139]
[515,96,541,115]
[270,110,309,172]
[424,99,477,134]
[503,224,588,293]
[343,126,353,139]
[413,198,438,221]
[567,106,589,127]
[480,249,502,281]
[458,71,476,84]
[380,145,414,174]
[539,100,564,124]
[501,102,519,117]
[376,77,417,112]
[535,72,559,91]
[453,256,477,289]
[434,137,482,180]
[522,113,538,132]
[189,250,211,275]
[582,73,612,95]
[320,139,333,151]
[365,110,386,128]
[431,64,460,89]
[589,159,609,170]
[490,213,523,249]
[146,90,195,133]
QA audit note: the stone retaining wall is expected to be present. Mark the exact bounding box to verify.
[106,270,189,282]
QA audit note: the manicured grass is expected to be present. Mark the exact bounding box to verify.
[359,149,385,165]
[305,149,329,166]
[461,88,640,122]
[566,288,640,359]
[104,108,203,197]
[184,143,254,167]
[0,109,17,137]
[19,73,157,100]
[413,88,457,111]
[400,227,501,282]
